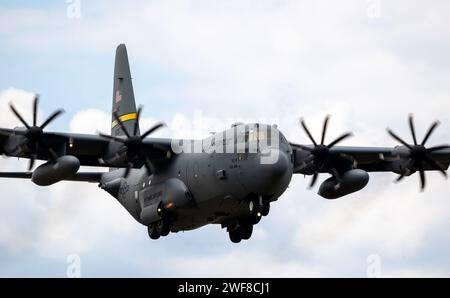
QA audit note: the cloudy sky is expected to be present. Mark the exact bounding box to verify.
[1,0,450,277]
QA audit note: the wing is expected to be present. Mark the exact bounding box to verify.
[331,146,450,172]
[0,129,173,169]
[291,144,450,173]
[290,114,450,196]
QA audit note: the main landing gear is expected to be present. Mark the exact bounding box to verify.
[248,196,270,217]
[228,197,271,243]
[148,214,172,240]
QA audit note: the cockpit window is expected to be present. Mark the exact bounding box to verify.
[248,129,272,141]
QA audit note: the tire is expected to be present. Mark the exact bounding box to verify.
[261,202,270,216]
[148,224,160,240]
[240,223,253,240]
[156,218,171,237]
[229,229,242,243]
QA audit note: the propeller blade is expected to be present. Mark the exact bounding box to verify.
[427,145,450,153]
[320,115,330,145]
[37,139,58,163]
[113,112,131,138]
[123,163,132,178]
[33,95,39,127]
[28,155,36,171]
[300,118,317,146]
[9,103,31,129]
[421,121,440,146]
[309,172,319,188]
[387,129,412,149]
[419,169,426,191]
[135,149,155,175]
[40,109,64,130]
[422,156,448,178]
[143,159,155,175]
[134,106,142,136]
[141,122,166,139]
[98,133,126,143]
[408,114,418,145]
[396,174,406,182]
[394,159,412,183]
[327,132,353,148]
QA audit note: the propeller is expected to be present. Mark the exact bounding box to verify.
[387,114,450,191]
[99,106,166,178]
[292,115,353,189]
[8,94,64,170]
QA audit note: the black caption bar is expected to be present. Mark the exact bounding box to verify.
[0,278,449,297]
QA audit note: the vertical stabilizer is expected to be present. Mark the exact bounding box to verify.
[112,44,140,137]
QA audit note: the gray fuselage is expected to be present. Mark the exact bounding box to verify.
[102,124,293,232]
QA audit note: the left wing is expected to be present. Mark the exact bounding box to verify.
[289,115,450,196]
[291,145,450,173]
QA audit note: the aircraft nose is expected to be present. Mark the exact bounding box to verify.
[250,149,292,195]
[259,149,290,178]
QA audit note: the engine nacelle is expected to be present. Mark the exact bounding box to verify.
[387,146,414,175]
[318,169,369,199]
[31,155,80,186]
[139,178,194,225]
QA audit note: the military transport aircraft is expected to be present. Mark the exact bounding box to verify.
[1,44,449,243]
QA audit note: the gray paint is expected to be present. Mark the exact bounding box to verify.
[112,44,139,138]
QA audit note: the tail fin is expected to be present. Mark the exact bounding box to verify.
[111,44,140,137]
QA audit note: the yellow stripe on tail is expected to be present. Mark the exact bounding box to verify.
[111,112,137,128]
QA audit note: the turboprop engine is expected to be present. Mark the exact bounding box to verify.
[31,155,80,186]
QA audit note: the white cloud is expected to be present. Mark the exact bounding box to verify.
[0,87,37,128]
[69,109,110,135]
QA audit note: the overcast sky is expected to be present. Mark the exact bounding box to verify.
[1,0,450,277]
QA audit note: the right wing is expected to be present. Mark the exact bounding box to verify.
[0,129,174,169]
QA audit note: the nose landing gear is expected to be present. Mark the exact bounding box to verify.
[228,196,271,243]
[228,220,254,243]
[249,195,270,217]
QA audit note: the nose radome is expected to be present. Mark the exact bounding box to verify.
[244,149,292,196]
[258,149,290,180]
[260,149,289,177]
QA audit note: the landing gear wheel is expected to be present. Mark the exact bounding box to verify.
[239,223,253,240]
[148,223,160,240]
[261,202,270,216]
[156,218,171,237]
[229,228,242,243]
